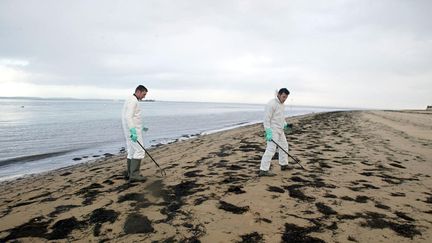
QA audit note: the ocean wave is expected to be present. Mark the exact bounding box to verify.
[0,150,77,167]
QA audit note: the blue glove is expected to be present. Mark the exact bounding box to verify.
[265,128,273,141]
[129,128,138,142]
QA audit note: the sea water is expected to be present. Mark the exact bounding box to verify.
[0,98,341,181]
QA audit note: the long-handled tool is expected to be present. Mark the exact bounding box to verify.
[271,139,306,171]
[136,141,167,177]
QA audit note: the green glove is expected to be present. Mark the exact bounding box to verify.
[129,128,138,142]
[142,127,149,132]
[284,123,293,132]
[265,128,273,141]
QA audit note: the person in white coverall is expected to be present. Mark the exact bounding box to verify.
[259,88,292,177]
[122,85,149,182]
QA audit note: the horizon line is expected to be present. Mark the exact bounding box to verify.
[0,96,383,110]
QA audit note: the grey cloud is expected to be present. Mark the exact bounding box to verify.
[0,0,431,107]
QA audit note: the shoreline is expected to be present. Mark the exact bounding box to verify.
[0,110,431,242]
[0,111,327,183]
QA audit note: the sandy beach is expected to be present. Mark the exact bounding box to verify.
[0,110,431,242]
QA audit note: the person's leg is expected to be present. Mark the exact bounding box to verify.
[260,137,277,174]
[125,138,133,178]
[129,159,146,182]
[125,158,131,178]
[278,132,289,166]
[129,130,146,182]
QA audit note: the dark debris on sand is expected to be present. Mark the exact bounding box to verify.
[267,186,285,193]
[361,217,421,239]
[123,213,154,234]
[228,164,245,170]
[374,203,391,210]
[103,179,114,185]
[88,208,119,236]
[48,204,80,217]
[48,217,83,240]
[218,200,249,214]
[238,231,264,243]
[1,215,89,241]
[390,192,406,197]
[337,211,423,239]
[159,180,206,221]
[227,185,246,194]
[389,163,406,169]
[379,173,419,185]
[172,180,206,199]
[238,139,265,153]
[184,170,203,177]
[323,193,337,198]
[89,208,119,224]
[108,181,139,194]
[118,193,146,203]
[210,144,234,158]
[0,216,51,241]
[10,200,37,208]
[281,223,325,243]
[255,217,272,224]
[315,202,337,215]
[221,175,248,184]
[60,172,72,176]
[425,195,432,204]
[347,235,358,242]
[354,195,370,203]
[394,211,415,221]
[284,185,315,202]
[75,183,104,205]
[194,196,210,206]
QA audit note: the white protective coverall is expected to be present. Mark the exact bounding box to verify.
[122,94,145,159]
[260,97,289,171]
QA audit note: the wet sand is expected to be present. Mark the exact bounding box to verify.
[0,110,431,242]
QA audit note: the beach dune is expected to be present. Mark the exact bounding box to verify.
[0,110,431,242]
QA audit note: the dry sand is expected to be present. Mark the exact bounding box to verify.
[0,110,431,242]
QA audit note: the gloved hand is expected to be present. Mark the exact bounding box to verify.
[265,128,273,141]
[142,127,149,132]
[129,128,138,142]
[284,123,293,132]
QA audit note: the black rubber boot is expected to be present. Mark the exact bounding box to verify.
[258,170,276,177]
[280,165,293,171]
[129,159,146,182]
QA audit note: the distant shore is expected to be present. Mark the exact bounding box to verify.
[0,110,431,242]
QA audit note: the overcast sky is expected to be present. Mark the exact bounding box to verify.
[0,0,431,109]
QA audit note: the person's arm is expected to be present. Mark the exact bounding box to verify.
[125,99,138,142]
[263,101,275,141]
[284,123,293,131]
[263,101,274,130]
[125,99,137,129]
